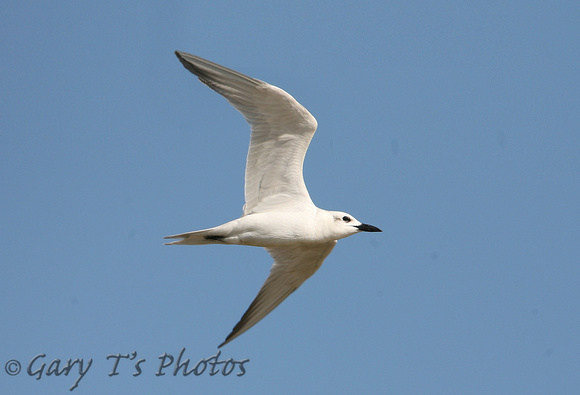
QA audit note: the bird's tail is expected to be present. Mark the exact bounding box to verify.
[164,227,225,245]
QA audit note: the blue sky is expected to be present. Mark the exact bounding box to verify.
[2,1,579,393]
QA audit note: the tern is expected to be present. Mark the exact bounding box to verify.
[166,51,381,347]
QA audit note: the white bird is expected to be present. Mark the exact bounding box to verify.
[166,51,381,348]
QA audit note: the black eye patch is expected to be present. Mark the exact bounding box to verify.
[342,216,351,223]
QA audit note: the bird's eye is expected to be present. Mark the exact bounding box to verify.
[342,216,351,223]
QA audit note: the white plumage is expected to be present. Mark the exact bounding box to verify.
[166,52,381,347]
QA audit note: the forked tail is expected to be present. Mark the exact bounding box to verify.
[164,227,225,245]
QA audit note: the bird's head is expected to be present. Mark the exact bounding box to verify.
[326,211,382,240]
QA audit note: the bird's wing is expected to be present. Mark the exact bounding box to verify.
[175,51,318,215]
[218,241,336,347]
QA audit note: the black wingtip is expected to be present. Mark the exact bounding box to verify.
[218,334,232,349]
[174,51,206,81]
[175,51,188,67]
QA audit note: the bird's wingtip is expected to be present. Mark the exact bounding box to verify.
[218,337,231,348]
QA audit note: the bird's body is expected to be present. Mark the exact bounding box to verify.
[169,208,355,247]
[166,52,381,347]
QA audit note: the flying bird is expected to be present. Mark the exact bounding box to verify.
[166,51,381,347]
